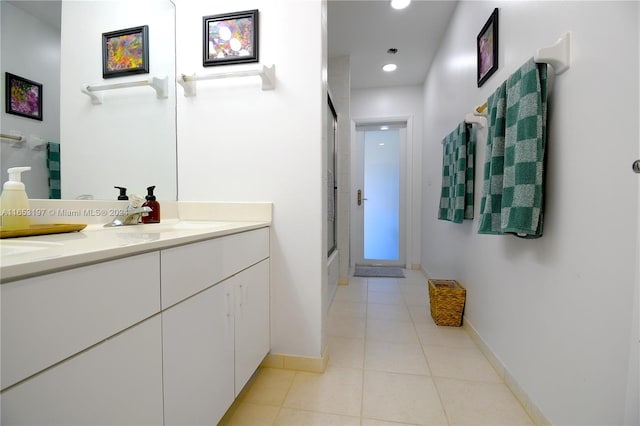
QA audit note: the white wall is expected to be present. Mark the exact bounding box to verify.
[0,2,60,199]
[60,0,176,201]
[175,0,326,358]
[421,2,639,424]
[351,86,423,268]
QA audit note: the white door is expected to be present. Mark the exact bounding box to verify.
[351,122,407,267]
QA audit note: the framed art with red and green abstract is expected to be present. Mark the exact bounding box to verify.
[102,25,149,79]
[203,10,259,67]
[5,73,42,121]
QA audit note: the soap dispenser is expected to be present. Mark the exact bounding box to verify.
[114,186,128,200]
[0,167,32,230]
[141,185,160,224]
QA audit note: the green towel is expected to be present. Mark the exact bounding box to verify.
[47,142,61,199]
[502,59,548,237]
[438,122,475,224]
[478,82,507,234]
[478,58,548,237]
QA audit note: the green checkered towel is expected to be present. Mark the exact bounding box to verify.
[438,122,475,223]
[478,58,548,237]
[47,142,61,199]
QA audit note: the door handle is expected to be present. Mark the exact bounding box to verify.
[357,189,367,206]
[633,160,640,174]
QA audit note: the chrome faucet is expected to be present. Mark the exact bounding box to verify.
[105,195,152,227]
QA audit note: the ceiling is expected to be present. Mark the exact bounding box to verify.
[7,1,61,29]
[328,0,458,90]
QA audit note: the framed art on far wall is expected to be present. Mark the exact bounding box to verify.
[477,8,498,87]
[203,9,259,67]
[5,72,43,121]
[102,25,149,79]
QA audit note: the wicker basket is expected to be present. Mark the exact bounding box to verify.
[428,279,466,326]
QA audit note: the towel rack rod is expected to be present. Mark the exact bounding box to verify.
[471,32,570,117]
[1,133,25,142]
[178,64,275,96]
[81,75,168,105]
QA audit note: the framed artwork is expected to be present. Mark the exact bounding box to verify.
[102,25,149,78]
[5,73,43,121]
[203,9,259,67]
[477,8,499,87]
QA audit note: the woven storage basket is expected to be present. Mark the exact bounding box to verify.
[428,279,466,326]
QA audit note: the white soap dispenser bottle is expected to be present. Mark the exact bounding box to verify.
[0,167,32,230]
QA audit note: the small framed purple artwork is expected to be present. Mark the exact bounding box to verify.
[5,73,43,121]
[203,9,259,67]
[102,25,149,78]
[477,8,499,88]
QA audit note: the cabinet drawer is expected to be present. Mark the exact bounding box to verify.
[1,252,160,390]
[1,315,164,425]
[161,227,269,308]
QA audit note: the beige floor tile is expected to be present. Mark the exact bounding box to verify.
[328,315,366,339]
[362,371,447,425]
[334,282,368,303]
[361,419,417,426]
[423,345,502,383]
[408,305,432,324]
[274,408,360,425]
[240,368,296,406]
[435,378,533,425]
[364,340,430,375]
[283,366,363,417]
[367,318,419,344]
[368,290,405,305]
[368,278,402,293]
[327,336,365,369]
[330,300,367,319]
[221,402,280,426]
[367,303,411,321]
[402,288,429,307]
[415,323,477,349]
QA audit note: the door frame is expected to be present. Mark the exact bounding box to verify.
[350,115,414,269]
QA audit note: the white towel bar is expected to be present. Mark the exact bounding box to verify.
[178,64,275,96]
[81,75,168,105]
[0,133,25,143]
[465,113,487,128]
[534,32,571,75]
[469,32,571,119]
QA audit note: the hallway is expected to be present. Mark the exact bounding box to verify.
[221,270,533,425]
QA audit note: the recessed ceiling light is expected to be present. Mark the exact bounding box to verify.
[380,126,389,130]
[382,63,397,72]
[390,0,411,10]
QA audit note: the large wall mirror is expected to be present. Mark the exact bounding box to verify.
[0,0,177,201]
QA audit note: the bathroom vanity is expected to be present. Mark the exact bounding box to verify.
[0,205,271,426]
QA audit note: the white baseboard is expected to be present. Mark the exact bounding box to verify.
[463,319,552,426]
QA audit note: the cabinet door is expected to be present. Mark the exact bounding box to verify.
[162,280,235,426]
[1,316,164,426]
[233,259,270,396]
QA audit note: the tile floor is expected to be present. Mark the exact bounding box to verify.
[220,269,533,425]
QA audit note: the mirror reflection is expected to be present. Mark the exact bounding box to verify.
[0,0,177,201]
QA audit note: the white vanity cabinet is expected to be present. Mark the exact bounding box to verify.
[162,230,270,425]
[0,225,270,426]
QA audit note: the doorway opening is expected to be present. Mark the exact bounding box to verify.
[351,121,407,267]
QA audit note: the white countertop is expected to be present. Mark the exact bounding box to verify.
[0,219,270,282]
